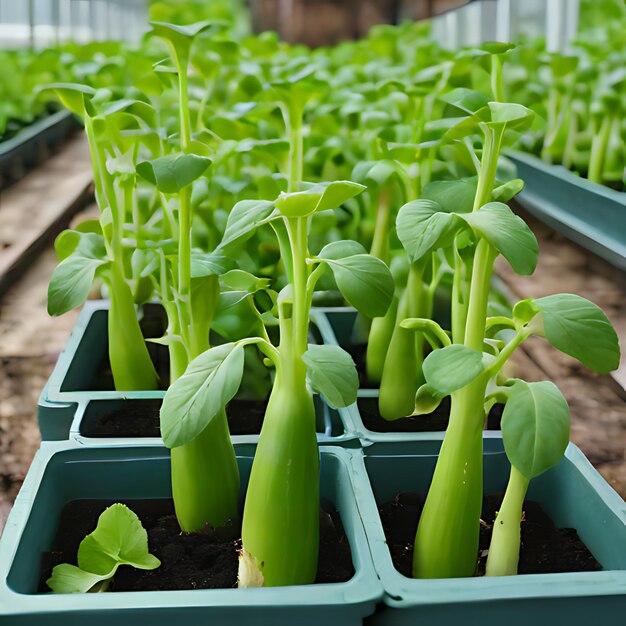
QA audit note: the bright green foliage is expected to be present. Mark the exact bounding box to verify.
[47,504,160,594]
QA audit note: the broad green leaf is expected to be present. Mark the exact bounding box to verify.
[48,233,107,316]
[47,504,159,594]
[396,199,462,263]
[319,254,394,318]
[532,294,621,373]
[302,344,358,408]
[40,83,96,116]
[150,20,219,58]
[488,102,534,132]
[462,202,538,275]
[220,199,276,248]
[421,178,477,213]
[352,160,399,187]
[221,269,270,293]
[440,88,490,114]
[78,504,160,574]
[136,153,211,194]
[317,240,367,260]
[160,343,245,448]
[313,180,366,212]
[47,564,110,594]
[423,344,484,395]
[190,251,235,278]
[502,380,570,479]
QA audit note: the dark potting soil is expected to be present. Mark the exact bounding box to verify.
[39,498,354,592]
[345,343,378,389]
[379,491,601,578]
[80,398,270,438]
[357,396,504,432]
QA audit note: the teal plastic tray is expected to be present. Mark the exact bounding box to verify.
[0,443,382,625]
[37,301,361,446]
[508,150,626,271]
[350,435,626,625]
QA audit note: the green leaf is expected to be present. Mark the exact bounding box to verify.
[190,251,235,278]
[39,82,96,116]
[220,199,276,248]
[313,180,366,212]
[150,20,219,59]
[275,181,365,218]
[275,190,321,218]
[502,380,570,479]
[317,240,367,260]
[487,102,534,132]
[462,202,538,275]
[423,344,484,395]
[160,343,245,448]
[396,199,462,263]
[46,564,110,594]
[440,88,490,114]
[413,384,445,415]
[136,153,212,194]
[421,178,477,213]
[48,233,108,316]
[318,253,394,318]
[492,178,525,202]
[47,504,160,594]
[221,269,271,293]
[302,344,358,408]
[532,294,621,373]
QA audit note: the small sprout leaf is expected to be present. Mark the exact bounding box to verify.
[47,504,159,593]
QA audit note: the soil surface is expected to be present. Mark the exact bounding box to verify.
[379,491,601,578]
[81,398,270,438]
[357,396,504,432]
[40,498,354,591]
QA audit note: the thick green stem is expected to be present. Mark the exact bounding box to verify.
[240,337,319,586]
[106,265,159,391]
[491,55,504,102]
[588,115,612,184]
[370,191,392,264]
[413,378,487,577]
[485,466,530,576]
[366,295,398,385]
[562,108,578,170]
[413,239,496,578]
[379,263,426,420]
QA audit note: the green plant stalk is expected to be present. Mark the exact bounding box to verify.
[366,294,398,385]
[413,121,503,577]
[370,190,392,264]
[413,238,496,578]
[562,108,578,170]
[588,114,612,183]
[379,262,426,420]
[491,55,504,102]
[84,117,159,391]
[168,43,240,533]
[485,466,529,576]
[240,106,319,586]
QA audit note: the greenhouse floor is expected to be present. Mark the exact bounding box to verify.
[0,203,624,535]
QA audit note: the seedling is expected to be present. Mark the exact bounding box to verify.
[47,504,160,593]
